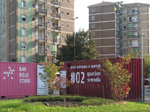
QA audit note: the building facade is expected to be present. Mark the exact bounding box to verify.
[0,0,74,63]
[89,2,150,58]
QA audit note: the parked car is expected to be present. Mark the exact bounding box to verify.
[145,79,150,85]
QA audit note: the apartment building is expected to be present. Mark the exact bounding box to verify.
[0,0,74,63]
[89,2,150,58]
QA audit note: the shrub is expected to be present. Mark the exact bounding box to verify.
[81,98,115,105]
[24,95,89,102]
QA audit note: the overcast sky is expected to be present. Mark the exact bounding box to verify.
[74,0,150,32]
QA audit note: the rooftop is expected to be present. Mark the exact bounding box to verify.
[88,2,150,8]
[88,2,116,8]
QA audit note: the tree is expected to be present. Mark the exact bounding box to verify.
[40,62,73,106]
[56,30,98,63]
[144,54,150,78]
[99,54,132,101]
[145,60,150,78]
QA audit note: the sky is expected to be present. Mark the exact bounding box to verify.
[74,0,150,32]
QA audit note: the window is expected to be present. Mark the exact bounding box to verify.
[47,59,49,62]
[67,12,69,15]
[21,56,26,62]
[123,32,126,36]
[32,18,35,21]
[61,0,64,2]
[38,17,42,26]
[3,18,5,24]
[3,43,5,48]
[47,19,49,23]
[67,0,69,4]
[47,7,49,10]
[128,17,132,22]
[92,32,95,36]
[123,48,127,54]
[123,40,127,45]
[21,42,26,49]
[32,31,35,35]
[22,1,26,8]
[67,23,70,28]
[32,58,35,62]
[32,29,35,35]
[61,35,64,38]
[47,32,49,37]
[3,31,5,37]
[91,16,95,20]
[32,42,36,48]
[123,26,126,29]
[123,17,126,21]
[91,24,95,29]
[91,8,95,13]
[123,9,127,14]
[33,4,35,8]
[52,10,55,13]
[3,5,5,14]
[47,45,49,50]
[22,28,26,36]
[61,23,64,27]
[22,15,26,21]
[61,11,64,15]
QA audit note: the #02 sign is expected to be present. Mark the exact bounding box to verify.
[37,65,49,95]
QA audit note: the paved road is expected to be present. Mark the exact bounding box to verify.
[145,85,150,102]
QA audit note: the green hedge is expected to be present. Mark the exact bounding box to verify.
[24,95,115,106]
[24,95,90,102]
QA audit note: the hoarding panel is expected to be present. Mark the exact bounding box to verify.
[37,65,49,95]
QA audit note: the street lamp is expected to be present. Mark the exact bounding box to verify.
[141,33,146,103]
[71,17,78,60]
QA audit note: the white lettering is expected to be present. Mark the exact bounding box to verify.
[77,65,87,69]
[87,71,101,77]
[91,64,101,68]
[81,72,85,84]
[19,79,30,83]
[19,73,29,77]
[19,67,26,71]
[87,77,101,82]
[71,66,76,69]
[76,72,80,83]
[71,64,101,69]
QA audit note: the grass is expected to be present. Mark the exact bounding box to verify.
[1,99,150,112]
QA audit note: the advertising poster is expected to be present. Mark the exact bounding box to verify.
[37,65,49,95]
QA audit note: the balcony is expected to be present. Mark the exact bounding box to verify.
[36,36,47,42]
[129,43,139,47]
[51,51,57,56]
[51,37,60,44]
[38,0,47,3]
[36,23,46,29]
[51,0,60,7]
[116,26,120,30]
[128,35,140,38]
[128,10,139,15]
[51,13,60,19]
[51,26,61,32]
[128,27,140,31]
[36,8,47,16]
[37,49,46,56]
